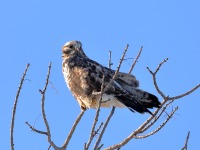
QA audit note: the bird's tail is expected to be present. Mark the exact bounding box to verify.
[116,89,160,114]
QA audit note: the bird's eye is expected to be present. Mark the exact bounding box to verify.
[69,45,74,49]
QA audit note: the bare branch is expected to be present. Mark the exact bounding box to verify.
[146,58,168,99]
[141,100,173,133]
[135,106,178,139]
[154,58,168,74]
[48,145,51,150]
[105,51,116,138]
[113,44,129,79]
[168,84,200,100]
[40,63,55,144]
[128,46,143,74]
[105,107,178,150]
[181,131,190,150]
[10,63,30,150]
[25,121,47,135]
[147,58,200,101]
[85,122,104,150]
[129,99,170,136]
[96,122,104,135]
[26,62,87,150]
[97,144,104,150]
[38,62,60,150]
[94,107,115,149]
[104,44,129,93]
[41,63,52,135]
[62,110,85,149]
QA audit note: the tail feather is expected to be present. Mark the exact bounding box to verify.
[115,91,160,115]
[115,95,150,114]
[140,93,160,108]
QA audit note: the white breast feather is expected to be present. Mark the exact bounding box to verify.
[101,93,125,108]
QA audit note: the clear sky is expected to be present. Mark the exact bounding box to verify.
[1,0,200,150]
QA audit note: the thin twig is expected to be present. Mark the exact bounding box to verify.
[106,50,116,134]
[134,106,178,139]
[40,62,59,150]
[92,122,104,138]
[105,106,178,150]
[146,58,169,99]
[113,44,129,79]
[41,63,52,135]
[147,59,200,101]
[10,63,30,150]
[48,145,51,150]
[97,144,104,150]
[41,63,52,136]
[168,84,200,100]
[62,110,85,149]
[128,46,143,74]
[132,98,170,136]
[94,107,115,150]
[104,44,129,92]
[154,58,168,74]
[25,121,47,135]
[141,100,173,133]
[85,122,103,149]
[181,131,190,150]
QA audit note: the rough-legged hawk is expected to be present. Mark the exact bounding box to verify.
[62,41,160,114]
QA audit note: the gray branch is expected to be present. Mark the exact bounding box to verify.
[10,63,30,150]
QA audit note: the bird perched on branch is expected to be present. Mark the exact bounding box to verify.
[62,40,160,114]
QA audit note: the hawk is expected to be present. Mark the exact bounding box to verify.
[62,41,160,114]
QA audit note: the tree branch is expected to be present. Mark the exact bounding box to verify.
[146,58,168,99]
[181,131,190,150]
[25,62,60,149]
[141,100,173,133]
[25,121,47,135]
[10,63,30,150]
[62,110,85,149]
[93,107,115,150]
[39,62,60,149]
[128,46,143,74]
[135,106,178,139]
[168,84,200,100]
[104,44,129,93]
[41,62,51,136]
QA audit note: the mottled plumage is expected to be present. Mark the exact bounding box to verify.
[62,41,160,114]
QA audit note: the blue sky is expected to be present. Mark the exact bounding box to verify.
[1,0,200,149]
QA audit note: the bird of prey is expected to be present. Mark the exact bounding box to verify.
[62,41,160,114]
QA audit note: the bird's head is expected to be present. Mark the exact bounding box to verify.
[62,40,86,58]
